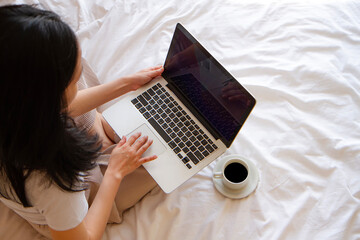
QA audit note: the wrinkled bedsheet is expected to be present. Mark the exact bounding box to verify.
[1,0,359,239]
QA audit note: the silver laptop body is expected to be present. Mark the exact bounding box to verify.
[103,23,256,193]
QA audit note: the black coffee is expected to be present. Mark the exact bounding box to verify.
[224,162,248,183]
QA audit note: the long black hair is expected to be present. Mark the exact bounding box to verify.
[0,4,101,207]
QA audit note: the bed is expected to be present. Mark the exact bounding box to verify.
[1,0,359,239]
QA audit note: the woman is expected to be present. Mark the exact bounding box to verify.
[0,4,162,239]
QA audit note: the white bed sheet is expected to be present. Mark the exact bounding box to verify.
[0,0,359,240]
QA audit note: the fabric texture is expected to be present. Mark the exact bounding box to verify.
[0,1,359,240]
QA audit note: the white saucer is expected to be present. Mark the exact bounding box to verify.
[212,155,259,199]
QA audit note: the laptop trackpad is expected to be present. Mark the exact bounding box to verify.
[126,124,167,157]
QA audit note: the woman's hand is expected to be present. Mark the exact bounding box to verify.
[106,132,157,181]
[124,65,164,91]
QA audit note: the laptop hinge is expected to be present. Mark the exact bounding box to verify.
[166,82,222,141]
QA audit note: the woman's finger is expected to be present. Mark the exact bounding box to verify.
[140,65,163,72]
[139,155,157,165]
[137,139,153,156]
[127,132,142,146]
[132,136,148,151]
[147,67,164,78]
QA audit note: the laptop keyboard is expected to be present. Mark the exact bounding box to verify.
[131,83,218,169]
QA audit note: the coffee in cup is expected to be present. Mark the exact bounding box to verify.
[213,158,249,190]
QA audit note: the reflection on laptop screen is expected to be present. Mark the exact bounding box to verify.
[163,24,256,146]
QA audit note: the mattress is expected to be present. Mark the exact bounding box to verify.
[1,0,359,239]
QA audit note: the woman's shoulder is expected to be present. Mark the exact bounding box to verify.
[25,170,86,202]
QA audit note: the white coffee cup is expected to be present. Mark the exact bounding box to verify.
[213,158,249,190]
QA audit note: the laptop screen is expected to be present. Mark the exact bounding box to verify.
[162,24,256,147]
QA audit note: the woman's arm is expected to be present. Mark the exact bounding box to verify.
[49,133,157,240]
[68,66,164,117]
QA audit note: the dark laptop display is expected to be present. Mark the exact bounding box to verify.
[163,23,256,147]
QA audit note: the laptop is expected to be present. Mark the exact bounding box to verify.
[103,23,256,193]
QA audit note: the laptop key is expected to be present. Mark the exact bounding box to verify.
[182,157,190,164]
[143,112,151,119]
[177,131,184,137]
[202,150,210,157]
[139,107,146,114]
[168,141,176,149]
[142,92,151,100]
[178,142,185,148]
[137,95,148,106]
[131,98,138,104]
[183,147,189,153]
[148,118,171,142]
[135,103,142,109]
[186,163,192,169]
[187,152,199,165]
[205,144,214,153]
[173,147,181,154]
[147,88,155,96]
[194,150,204,161]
